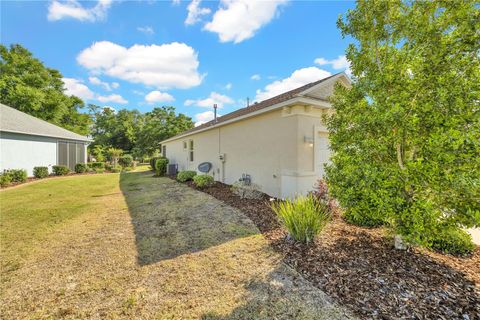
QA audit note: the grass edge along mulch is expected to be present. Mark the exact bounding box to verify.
[176,177,480,320]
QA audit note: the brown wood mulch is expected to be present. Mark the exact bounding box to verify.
[180,179,480,320]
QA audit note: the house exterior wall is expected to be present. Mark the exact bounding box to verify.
[0,131,87,176]
[163,105,330,198]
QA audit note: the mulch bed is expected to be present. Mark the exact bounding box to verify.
[181,179,480,320]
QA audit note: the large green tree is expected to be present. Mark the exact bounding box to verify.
[135,106,194,156]
[0,44,91,135]
[327,0,479,247]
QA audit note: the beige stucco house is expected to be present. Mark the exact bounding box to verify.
[160,73,351,199]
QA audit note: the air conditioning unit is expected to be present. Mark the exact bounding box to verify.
[167,164,178,175]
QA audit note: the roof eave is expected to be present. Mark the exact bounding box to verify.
[160,96,331,144]
[0,129,93,142]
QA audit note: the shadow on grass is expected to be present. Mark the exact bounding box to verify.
[119,170,259,266]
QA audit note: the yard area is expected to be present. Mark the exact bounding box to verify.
[0,167,350,319]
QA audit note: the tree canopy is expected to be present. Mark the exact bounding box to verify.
[0,44,91,135]
[327,0,479,248]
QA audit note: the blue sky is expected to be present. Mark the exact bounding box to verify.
[1,0,354,125]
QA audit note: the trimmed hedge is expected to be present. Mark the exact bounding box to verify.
[0,173,12,187]
[150,156,165,170]
[154,158,169,176]
[118,155,133,168]
[75,163,88,173]
[193,174,214,188]
[9,169,27,183]
[33,166,49,179]
[177,170,197,182]
[52,165,70,176]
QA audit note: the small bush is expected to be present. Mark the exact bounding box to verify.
[33,166,49,179]
[0,173,12,187]
[271,194,330,244]
[52,165,70,176]
[177,170,197,182]
[91,162,105,169]
[8,169,28,183]
[118,155,133,168]
[74,163,88,173]
[94,168,105,174]
[150,156,165,170]
[431,228,476,256]
[107,164,122,173]
[193,174,214,188]
[154,158,169,176]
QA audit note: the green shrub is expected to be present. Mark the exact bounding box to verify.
[106,164,121,173]
[122,167,133,172]
[94,168,105,174]
[431,228,476,256]
[0,173,12,187]
[271,195,331,244]
[192,174,214,188]
[91,162,105,169]
[344,210,385,228]
[154,158,169,176]
[74,163,88,173]
[118,155,133,168]
[33,167,49,179]
[150,156,165,170]
[177,170,197,182]
[52,165,70,176]
[8,169,28,183]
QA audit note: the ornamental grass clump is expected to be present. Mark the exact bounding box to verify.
[271,194,330,244]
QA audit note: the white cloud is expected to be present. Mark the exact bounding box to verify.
[194,110,222,127]
[250,74,261,80]
[314,55,351,76]
[204,0,288,43]
[255,67,331,101]
[184,91,233,108]
[88,76,119,91]
[137,26,155,34]
[185,0,211,25]
[47,0,112,22]
[225,83,232,90]
[172,0,181,5]
[145,90,175,103]
[77,41,203,89]
[97,94,128,104]
[62,78,95,100]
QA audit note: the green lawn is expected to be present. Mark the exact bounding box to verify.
[0,167,350,319]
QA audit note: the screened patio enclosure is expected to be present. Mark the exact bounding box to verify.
[57,141,87,171]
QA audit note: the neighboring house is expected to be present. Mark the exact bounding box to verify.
[0,103,91,176]
[160,73,351,198]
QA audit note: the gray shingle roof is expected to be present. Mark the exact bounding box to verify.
[0,103,91,142]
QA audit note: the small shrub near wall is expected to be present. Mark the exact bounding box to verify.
[177,170,197,182]
[33,167,49,179]
[271,194,331,244]
[118,155,133,168]
[75,163,88,173]
[0,172,12,188]
[94,168,105,174]
[8,169,28,183]
[91,162,105,169]
[150,156,165,170]
[193,174,214,188]
[52,165,70,176]
[154,158,169,176]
